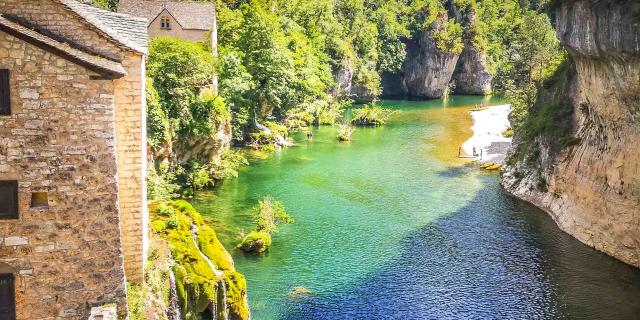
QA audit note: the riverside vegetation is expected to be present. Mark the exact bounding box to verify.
[139,0,564,197]
[93,0,573,318]
[238,197,294,253]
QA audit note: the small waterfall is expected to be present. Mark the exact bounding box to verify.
[168,270,182,320]
[189,221,229,320]
[220,280,229,320]
[255,119,291,146]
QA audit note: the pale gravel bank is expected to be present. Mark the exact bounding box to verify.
[462,104,512,164]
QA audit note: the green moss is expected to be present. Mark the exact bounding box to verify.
[502,128,513,138]
[126,283,146,320]
[223,271,250,320]
[238,231,272,253]
[197,227,235,271]
[151,220,166,233]
[149,200,250,320]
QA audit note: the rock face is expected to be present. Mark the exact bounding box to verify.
[381,7,492,99]
[403,29,460,98]
[502,0,640,268]
[453,44,492,94]
[174,120,232,164]
[452,7,492,95]
[332,57,377,103]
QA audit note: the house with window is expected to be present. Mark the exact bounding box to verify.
[0,0,148,318]
[118,0,217,43]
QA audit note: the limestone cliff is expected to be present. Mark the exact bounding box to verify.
[381,5,492,99]
[402,25,460,98]
[502,0,640,267]
[174,119,232,165]
[452,7,492,95]
[333,57,378,103]
[453,44,492,95]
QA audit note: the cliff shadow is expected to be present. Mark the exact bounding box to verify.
[279,177,640,320]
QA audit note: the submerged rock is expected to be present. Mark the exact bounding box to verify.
[288,286,314,300]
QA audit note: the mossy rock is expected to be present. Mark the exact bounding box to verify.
[238,231,272,253]
[148,199,250,320]
[223,271,250,320]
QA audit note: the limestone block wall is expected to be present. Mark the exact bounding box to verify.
[1,0,150,284]
[0,31,128,319]
[114,53,148,283]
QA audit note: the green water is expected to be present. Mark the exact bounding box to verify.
[193,97,640,320]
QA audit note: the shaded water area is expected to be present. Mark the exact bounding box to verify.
[193,97,640,319]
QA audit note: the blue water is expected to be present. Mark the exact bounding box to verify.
[194,97,640,319]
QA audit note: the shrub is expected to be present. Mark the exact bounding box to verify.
[238,196,293,253]
[337,124,355,141]
[256,196,294,233]
[350,103,394,126]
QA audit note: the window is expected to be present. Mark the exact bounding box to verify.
[160,18,171,30]
[31,192,48,208]
[0,69,10,116]
[0,273,15,320]
[0,181,18,220]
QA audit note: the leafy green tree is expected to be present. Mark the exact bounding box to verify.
[509,11,564,85]
[147,37,218,137]
[91,0,118,11]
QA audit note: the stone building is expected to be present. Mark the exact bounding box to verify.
[118,0,217,43]
[0,0,148,318]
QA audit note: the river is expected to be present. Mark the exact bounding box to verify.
[193,96,640,320]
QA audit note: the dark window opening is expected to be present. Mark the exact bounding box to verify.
[0,69,10,116]
[0,273,15,320]
[0,181,18,220]
[30,192,48,208]
[160,18,171,30]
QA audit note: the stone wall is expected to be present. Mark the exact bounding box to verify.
[113,53,148,283]
[0,30,128,319]
[1,0,149,284]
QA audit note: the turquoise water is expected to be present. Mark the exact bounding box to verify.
[193,97,640,320]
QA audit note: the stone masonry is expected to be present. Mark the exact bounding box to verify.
[0,0,148,318]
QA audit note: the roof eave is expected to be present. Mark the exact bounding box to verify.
[0,18,127,80]
[56,0,148,55]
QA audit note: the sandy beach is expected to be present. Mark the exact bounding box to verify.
[462,104,512,164]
